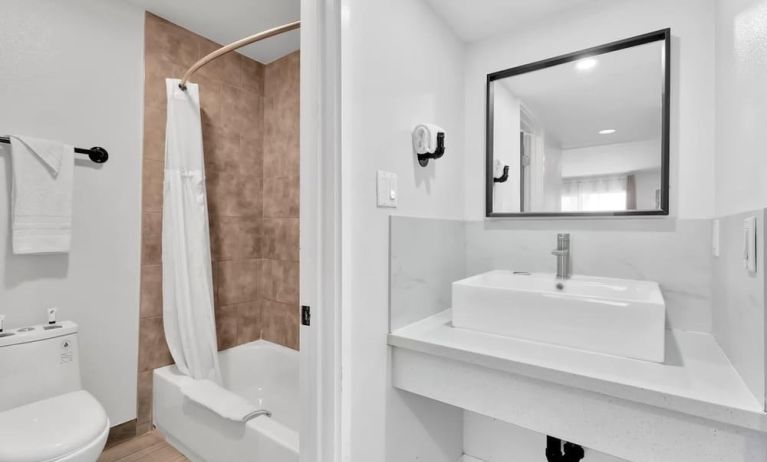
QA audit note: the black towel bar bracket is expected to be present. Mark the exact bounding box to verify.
[0,136,109,164]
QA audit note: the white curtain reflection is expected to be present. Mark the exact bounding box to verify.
[561,174,628,212]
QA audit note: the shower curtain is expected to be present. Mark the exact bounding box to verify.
[161,78,221,383]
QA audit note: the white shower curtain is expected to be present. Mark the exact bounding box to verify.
[161,78,221,383]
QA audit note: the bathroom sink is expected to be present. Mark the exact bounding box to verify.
[451,270,666,362]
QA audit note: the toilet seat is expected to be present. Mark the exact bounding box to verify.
[0,390,109,462]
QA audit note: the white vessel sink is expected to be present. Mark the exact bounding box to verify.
[451,270,666,362]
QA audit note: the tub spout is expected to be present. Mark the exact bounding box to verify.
[243,409,272,421]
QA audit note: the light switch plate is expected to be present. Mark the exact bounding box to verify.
[376,170,398,208]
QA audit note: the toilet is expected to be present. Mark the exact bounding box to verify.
[0,321,109,462]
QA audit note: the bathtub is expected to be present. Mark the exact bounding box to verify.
[153,340,299,462]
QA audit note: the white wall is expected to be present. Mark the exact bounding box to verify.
[464,0,716,220]
[541,140,562,212]
[341,0,466,460]
[634,169,662,210]
[714,0,767,216]
[711,0,767,411]
[0,0,144,425]
[464,412,627,462]
[492,84,521,212]
[561,139,661,178]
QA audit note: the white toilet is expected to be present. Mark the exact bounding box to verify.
[0,321,109,462]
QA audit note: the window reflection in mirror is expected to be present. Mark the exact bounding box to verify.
[487,31,669,217]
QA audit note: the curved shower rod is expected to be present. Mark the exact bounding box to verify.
[179,20,301,90]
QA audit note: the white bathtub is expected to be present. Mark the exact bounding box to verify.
[153,340,299,462]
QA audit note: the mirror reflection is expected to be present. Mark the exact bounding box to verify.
[487,35,668,216]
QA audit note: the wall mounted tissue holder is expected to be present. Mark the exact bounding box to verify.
[416,132,445,167]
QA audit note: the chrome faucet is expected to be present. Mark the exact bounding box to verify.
[551,233,571,280]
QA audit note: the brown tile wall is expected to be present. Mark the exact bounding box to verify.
[137,13,300,435]
[261,52,301,349]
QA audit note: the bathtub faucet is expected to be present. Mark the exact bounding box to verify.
[243,409,272,421]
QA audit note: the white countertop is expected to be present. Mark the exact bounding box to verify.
[388,310,767,432]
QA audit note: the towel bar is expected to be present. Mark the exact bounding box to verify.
[0,136,109,164]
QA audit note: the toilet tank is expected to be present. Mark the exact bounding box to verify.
[0,321,81,412]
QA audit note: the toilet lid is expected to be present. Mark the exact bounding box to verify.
[0,390,108,462]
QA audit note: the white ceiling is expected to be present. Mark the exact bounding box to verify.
[126,0,300,63]
[499,41,664,149]
[422,0,604,42]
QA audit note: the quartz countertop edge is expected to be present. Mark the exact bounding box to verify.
[388,310,767,432]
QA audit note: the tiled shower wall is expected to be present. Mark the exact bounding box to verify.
[261,51,301,349]
[137,13,299,434]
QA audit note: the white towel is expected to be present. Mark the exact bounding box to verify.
[180,378,261,422]
[9,136,74,254]
[412,123,444,154]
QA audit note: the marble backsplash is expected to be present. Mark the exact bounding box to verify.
[389,217,466,331]
[390,212,767,407]
[390,215,713,333]
[712,210,766,407]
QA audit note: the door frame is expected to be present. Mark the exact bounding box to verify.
[299,0,343,460]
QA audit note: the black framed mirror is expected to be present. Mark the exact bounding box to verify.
[486,29,670,217]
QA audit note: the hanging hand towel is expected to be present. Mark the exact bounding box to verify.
[8,136,74,254]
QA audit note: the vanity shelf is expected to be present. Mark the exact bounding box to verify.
[390,309,767,438]
[389,310,767,461]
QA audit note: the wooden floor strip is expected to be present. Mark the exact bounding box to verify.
[98,431,189,462]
